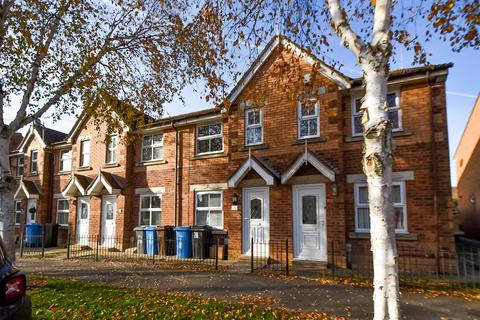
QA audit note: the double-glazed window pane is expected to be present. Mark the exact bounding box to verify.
[387,93,401,130]
[195,192,223,229]
[14,201,22,224]
[302,195,317,225]
[250,198,262,219]
[80,203,88,219]
[246,109,263,145]
[298,102,319,138]
[197,123,223,154]
[57,199,69,225]
[139,195,162,226]
[142,134,163,161]
[80,140,90,167]
[30,150,38,173]
[355,183,406,232]
[106,136,117,164]
[60,150,72,171]
[18,157,24,176]
[353,99,363,135]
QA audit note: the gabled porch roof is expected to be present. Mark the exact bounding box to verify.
[62,174,92,197]
[14,180,40,200]
[281,149,336,184]
[86,171,123,195]
[228,155,280,188]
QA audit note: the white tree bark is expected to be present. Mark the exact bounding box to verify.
[0,134,16,260]
[326,0,400,319]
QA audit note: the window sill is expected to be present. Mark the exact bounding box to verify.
[345,130,413,142]
[292,136,327,145]
[104,163,120,168]
[136,160,167,166]
[239,143,269,151]
[348,232,417,240]
[26,172,38,177]
[191,152,227,160]
[77,166,92,172]
[56,171,71,176]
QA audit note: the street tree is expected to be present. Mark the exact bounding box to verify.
[200,0,479,319]
[0,0,228,260]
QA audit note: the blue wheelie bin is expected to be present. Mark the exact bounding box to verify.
[26,224,42,247]
[145,226,158,255]
[174,226,192,258]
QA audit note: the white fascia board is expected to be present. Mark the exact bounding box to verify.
[14,182,28,200]
[86,174,113,195]
[62,176,86,197]
[281,151,335,184]
[228,158,275,188]
[18,127,46,152]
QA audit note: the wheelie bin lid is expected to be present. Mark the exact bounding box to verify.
[174,226,192,231]
[144,226,157,231]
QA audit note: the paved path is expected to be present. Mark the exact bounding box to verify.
[17,258,480,320]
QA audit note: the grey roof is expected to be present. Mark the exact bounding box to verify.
[23,180,40,195]
[100,171,123,190]
[74,174,93,190]
[36,126,68,145]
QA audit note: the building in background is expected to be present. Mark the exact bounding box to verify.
[454,94,480,241]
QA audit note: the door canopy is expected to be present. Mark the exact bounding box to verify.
[228,155,279,188]
[14,180,40,200]
[62,174,92,197]
[281,149,335,184]
[87,171,123,195]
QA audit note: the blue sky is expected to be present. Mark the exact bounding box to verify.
[11,35,478,186]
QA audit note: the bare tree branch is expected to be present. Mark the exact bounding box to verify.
[326,0,365,59]
[9,1,71,131]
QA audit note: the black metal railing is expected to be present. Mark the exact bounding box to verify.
[18,232,45,258]
[250,239,479,288]
[250,238,289,275]
[326,243,479,287]
[66,234,223,270]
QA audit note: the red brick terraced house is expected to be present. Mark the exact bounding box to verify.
[9,36,457,269]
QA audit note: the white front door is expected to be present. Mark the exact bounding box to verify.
[101,195,116,247]
[242,187,269,257]
[26,199,37,224]
[76,197,90,245]
[293,184,327,261]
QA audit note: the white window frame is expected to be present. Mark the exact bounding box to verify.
[196,123,224,155]
[351,90,402,137]
[194,191,224,229]
[106,135,118,164]
[138,194,162,226]
[297,101,320,139]
[14,200,22,225]
[141,134,164,162]
[56,199,69,226]
[79,140,90,167]
[245,109,263,145]
[30,150,38,173]
[59,149,72,172]
[17,156,24,177]
[354,181,408,233]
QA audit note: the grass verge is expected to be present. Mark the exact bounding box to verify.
[28,276,340,320]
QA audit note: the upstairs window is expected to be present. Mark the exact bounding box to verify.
[298,101,320,139]
[17,157,24,177]
[14,200,22,225]
[57,199,69,226]
[245,109,263,145]
[354,182,407,233]
[139,194,162,226]
[59,149,72,172]
[195,192,223,229]
[106,135,118,164]
[80,140,90,167]
[30,150,38,173]
[196,123,223,154]
[352,92,401,136]
[141,134,163,162]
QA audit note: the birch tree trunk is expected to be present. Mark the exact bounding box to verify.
[0,134,16,261]
[362,63,400,320]
[326,0,400,318]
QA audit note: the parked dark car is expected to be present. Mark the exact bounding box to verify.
[0,235,31,320]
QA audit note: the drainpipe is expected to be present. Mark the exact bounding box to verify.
[172,120,179,227]
[427,71,441,269]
